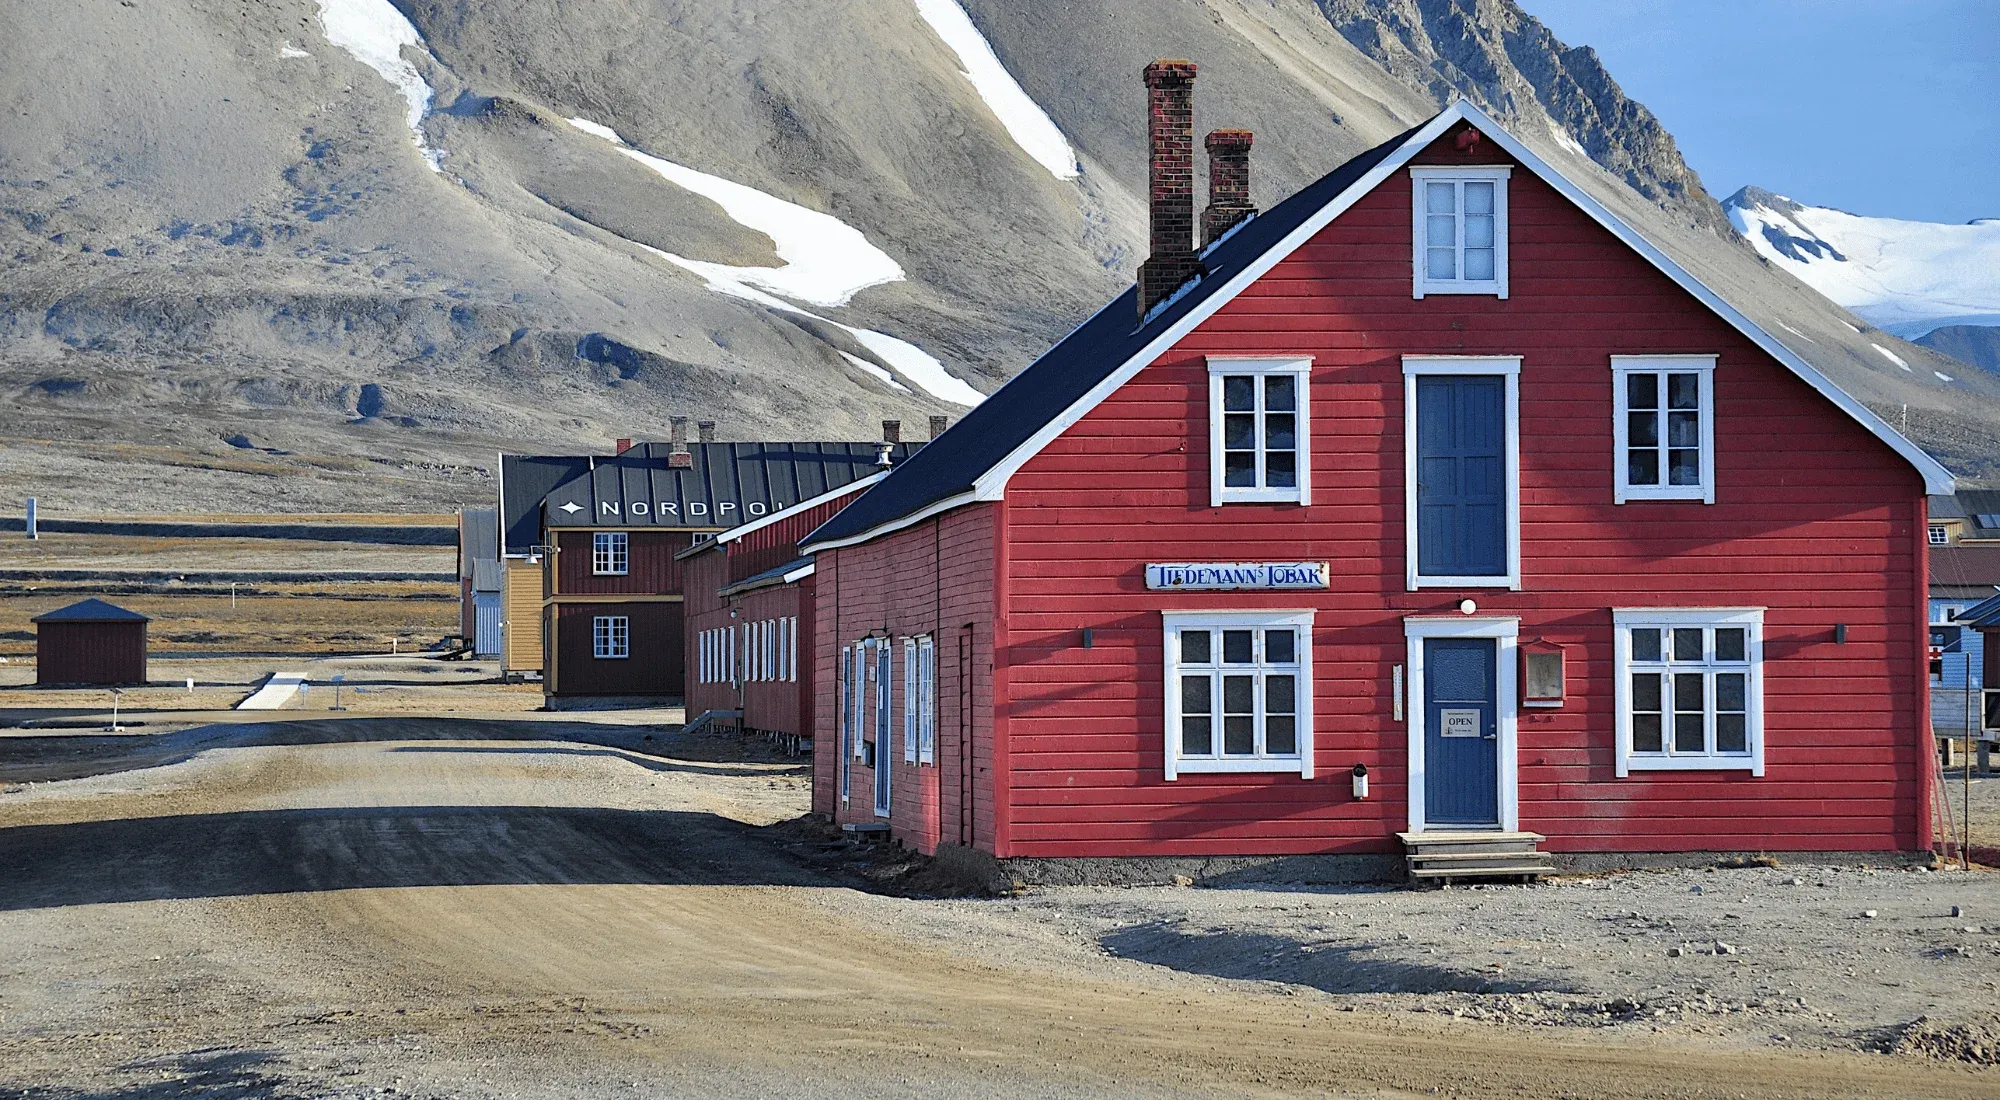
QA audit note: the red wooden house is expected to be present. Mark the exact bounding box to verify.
[799,62,1956,880]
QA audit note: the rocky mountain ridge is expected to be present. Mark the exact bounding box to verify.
[0,0,1990,512]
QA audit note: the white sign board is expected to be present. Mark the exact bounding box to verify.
[1439,709,1482,738]
[1145,562,1329,591]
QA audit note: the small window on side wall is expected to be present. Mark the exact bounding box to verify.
[592,531,629,575]
[1411,166,1510,299]
[1611,356,1716,504]
[1207,357,1312,507]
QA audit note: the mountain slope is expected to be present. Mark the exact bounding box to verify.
[1,0,1992,512]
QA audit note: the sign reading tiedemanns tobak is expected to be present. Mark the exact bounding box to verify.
[1144,562,1330,591]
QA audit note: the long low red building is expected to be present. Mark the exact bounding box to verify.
[797,66,1955,880]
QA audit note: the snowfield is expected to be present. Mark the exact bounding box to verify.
[1725,187,2000,339]
[316,0,442,170]
[566,117,984,406]
[913,0,1080,180]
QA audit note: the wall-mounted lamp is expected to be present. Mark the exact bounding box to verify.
[1458,599,1477,615]
[1351,763,1369,800]
[1834,623,1848,645]
[1081,627,1094,649]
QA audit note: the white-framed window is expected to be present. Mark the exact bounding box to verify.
[838,643,853,802]
[851,643,868,760]
[1611,356,1716,504]
[1207,357,1312,507]
[903,637,919,764]
[788,617,799,682]
[592,531,629,576]
[1411,166,1509,299]
[1403,356,1521,591]
[592,615,629,660]
[1929,524,1950,546]
[700,629,711,683]
[1162,610,1314,779]
[917,635,936,764]
[1613,609,1763,776]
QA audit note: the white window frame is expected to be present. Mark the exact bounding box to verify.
[1162,610,1314,780]
[918,635,936,764]
[591,531,629,576]
[1929,524,1950,546]
[591,615,629,660]
[1411,166,1510,299]
[1613,608,1764,777]
[851,643,868,760]
[1402,356,1521,591]
[1403,616,1519,834]
[1207,356,1312,507]
[1611,355,1717,504]
[788,617,799,682]
[838,644,853,802]
[903,637,919,764]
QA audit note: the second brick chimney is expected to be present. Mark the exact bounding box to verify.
[1137,60,1202,321]
[1203,129,1254,246]
[667,416,692,468]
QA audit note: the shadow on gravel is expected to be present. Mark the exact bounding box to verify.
[1100,922,1572,996]
[387,744,783,778]
[0,804,826,911]
[0,717,703,783]
[11,1047,302,1099]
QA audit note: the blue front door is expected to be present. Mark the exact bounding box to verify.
[1416,375,1506,577]
[1424,637,1499,827]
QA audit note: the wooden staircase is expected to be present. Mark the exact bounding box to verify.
[1397,831,1553,884]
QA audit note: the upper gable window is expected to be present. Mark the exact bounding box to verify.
[1411,167,1510,299]
[1611,356,1716,504]
[1207,357,1312,506]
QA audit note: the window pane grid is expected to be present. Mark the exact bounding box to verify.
[1625,624,1752,762]
[592,615,628,659]
[1618,367,1708,497]
[592,532,629,576]
[1172,626,1304,762]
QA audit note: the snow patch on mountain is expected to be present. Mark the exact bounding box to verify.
[316,0,441,170]
[913,0,1080,180]
[566,117,902,307]
[1724,186,2000,339]
[562,117,982,406]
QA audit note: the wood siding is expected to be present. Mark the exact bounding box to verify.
[36,621,146,685]
[548,601,683,697]
[730,489,866,583]
[681,548,737,719]
[501,559,543,673]
[555,530,696,596]
[815,505,997,850]
[987,125,1927,858]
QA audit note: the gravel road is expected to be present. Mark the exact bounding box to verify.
[0,717,1994,1098]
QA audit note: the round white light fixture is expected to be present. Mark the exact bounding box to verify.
[1458,599,1478,615]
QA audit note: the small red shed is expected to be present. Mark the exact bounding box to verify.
[34,599,149,686]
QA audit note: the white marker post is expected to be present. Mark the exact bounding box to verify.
[108,687,124,732]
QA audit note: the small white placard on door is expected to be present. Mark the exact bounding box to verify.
[1439,708,1481,738]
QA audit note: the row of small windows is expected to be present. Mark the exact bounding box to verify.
[697,618,800,684]
[835,636,938,792]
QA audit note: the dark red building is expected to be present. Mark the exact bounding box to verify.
[505,437,904,700]
[799,72,1955,878]
[34,599,149,686]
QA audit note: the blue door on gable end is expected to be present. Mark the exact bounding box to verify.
[1416,376,1506,577]
[1424,637,1499,827]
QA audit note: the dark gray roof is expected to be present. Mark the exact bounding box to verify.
[500,454,594,556]
[1958,592,2000,629]
[802,123,1421,548]
[458,507,498,577]
[33,598,148,623]
[718,556,814,598]
[537,442,908,533]
[1932,490,2000,539]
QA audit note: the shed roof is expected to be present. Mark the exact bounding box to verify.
[33,598,149,624]
[803,100,1956,552]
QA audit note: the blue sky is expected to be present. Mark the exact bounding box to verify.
[1515,0,1999,225]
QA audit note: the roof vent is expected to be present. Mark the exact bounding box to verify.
[875,442,895,467]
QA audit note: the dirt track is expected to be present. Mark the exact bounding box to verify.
[1,719,1995,1098]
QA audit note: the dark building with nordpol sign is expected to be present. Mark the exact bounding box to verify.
[501,431,906,699]
[34,598,149,686]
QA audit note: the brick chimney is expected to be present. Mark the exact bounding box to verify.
[928,415,949,439]
[668,416,692,468]
[1203,129,1254,246]
[615,437,633,455]
[697,419,716,443]
[1137,60,1202,321]
[881,419,902,444]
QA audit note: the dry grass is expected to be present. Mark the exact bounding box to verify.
[0,583,457,658]
[0,531,453,572]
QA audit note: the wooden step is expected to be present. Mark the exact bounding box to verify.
[1398,830,1552,884]
[1409,864,1552,880]
[1408,850,1555,865]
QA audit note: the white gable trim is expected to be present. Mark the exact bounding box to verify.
[968,100,1950,502]
[714,471,885,546]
